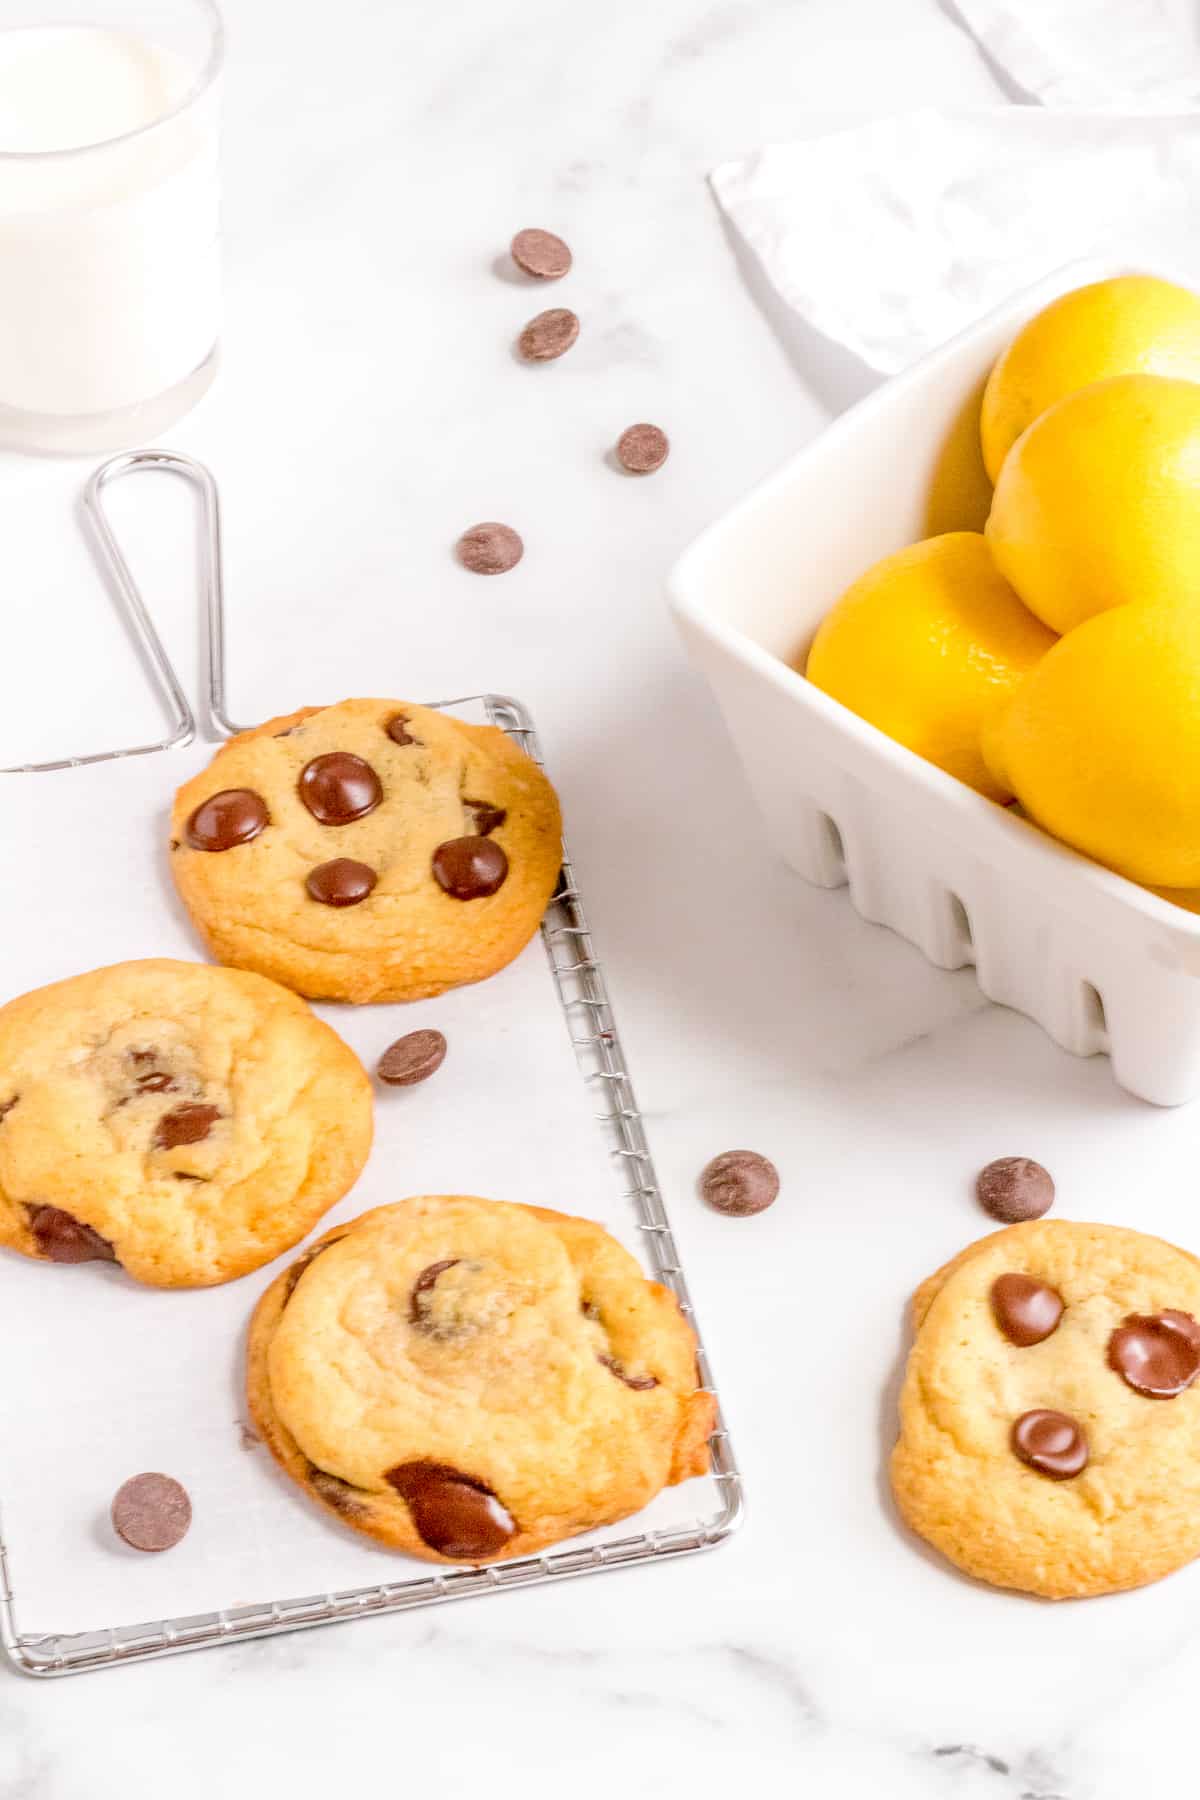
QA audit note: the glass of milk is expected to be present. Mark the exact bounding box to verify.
[0,0,222,453]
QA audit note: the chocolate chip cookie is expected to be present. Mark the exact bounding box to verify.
[0,959,373,1288]
[891,1219,1200,1598]
[247,1196,715,1562]
[170,700,563,1005]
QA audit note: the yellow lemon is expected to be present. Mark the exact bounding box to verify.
[981,275,1200,482]
[986,373,1200,636]
[805,532,1055,801]
[983,602,1200,888]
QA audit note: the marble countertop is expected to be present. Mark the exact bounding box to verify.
[2,1,1193,1794]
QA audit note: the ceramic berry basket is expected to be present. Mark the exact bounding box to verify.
[670,258,1200,1107]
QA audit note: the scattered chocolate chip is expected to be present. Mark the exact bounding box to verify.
[308,1464,369,1519]
[111,1473,192,1552]
[700,1150,779,1217]
[990,1273,1064,1348]
[306,858,378,907]
[387,713,417,746]
[976,1157,1055,1224]
[384,1460,516,1559]
[598,1353,659,1391]
[464,799,507,836]
[155,1102,221,1150]
[135,1071,177,1095]
[0,1095,18,1122]
[185,788,269,852]
[298,752,383,826]
[1010,1409,1088,1480]
[379,1029,448,1088]
[1107,1310,1200,1398]
[432,836,508,900]
[616,423,669,474]
[456,522,524,575]
[409,1258,460,1325]
[29,1206,117,1265]
[510,228,572,280]
[518,307,579,362]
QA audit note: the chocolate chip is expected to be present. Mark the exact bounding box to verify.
[135,1071,177,1094]
[700,1150,779,1217]
[432,836,508,900]
[990,1273,1064,1348]
[464,799,507,836]
[306,858,378,906]
[384,1460,516,1559]
[518,307,580,362]
[29,1206,117,1265]
[616,423,669,474]
[308,1464,369,1519]
[185,788,269,852]
[1107,1310,1200,1398]
[598,1353,659,1391]
[409,1258,460,1325]
[456,522,524,575]
[1010,1409,1088,1480]
[510,228,572,280]
[379,1029,447,1088]
[154,1102,220,1150]
[281,1238,339,1306]
[298,752,383,826]
[976,1157,1054,1223]
[387,714,417,746]
[111,1473,192,1552]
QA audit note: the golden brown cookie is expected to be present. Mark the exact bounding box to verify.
[169,699,562,1004]
[891,1219,1200,1598]
[0,959,372,1288]
[247,1196,715,1562]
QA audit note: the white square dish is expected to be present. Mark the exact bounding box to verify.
[670,259,1200,1107]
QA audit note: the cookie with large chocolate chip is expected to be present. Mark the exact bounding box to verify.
[246,1196,715,1562]
[0,959,372,1287]
[170,699,562,1004]
[891,1219,1200,1598]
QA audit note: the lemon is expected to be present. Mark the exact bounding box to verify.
[986,373,1200,636]
[805,533,1055,801]
[981,275,1200,482]
[983,602,1200,888]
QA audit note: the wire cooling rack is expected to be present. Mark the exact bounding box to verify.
[0,453,743,1678]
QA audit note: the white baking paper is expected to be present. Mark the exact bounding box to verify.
[0,710,722,1648]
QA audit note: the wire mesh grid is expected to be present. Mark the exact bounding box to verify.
[0,690,742,1678]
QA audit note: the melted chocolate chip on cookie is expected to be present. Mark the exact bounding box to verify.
[464,799,507,836]
[409,1258,461,1326]
[281,1239,339,1306]
[306,858,378,906]
[990,1273,1064,1347]
[298,752,383,826]
[384,1460,516,1559]
[29,1205,117,1265]
[0,1095,18,1122]
[598,1353,659,1391]
[308,1464,369,1519]
[135,1071,178,1095]
[1011,1408,1088,1480]
[155,1102,221,1150]
[386,714,418,746]
[431,836,508,899]
[1107,1310,1200,1398]
[186,788,270,852]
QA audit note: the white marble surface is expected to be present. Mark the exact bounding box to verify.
[2,1,1197,1794]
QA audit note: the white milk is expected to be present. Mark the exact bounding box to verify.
[0,25,219,428]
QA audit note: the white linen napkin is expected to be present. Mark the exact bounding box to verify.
[712,2,1200,379]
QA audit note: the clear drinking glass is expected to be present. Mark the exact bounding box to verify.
[0,0,222,453]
